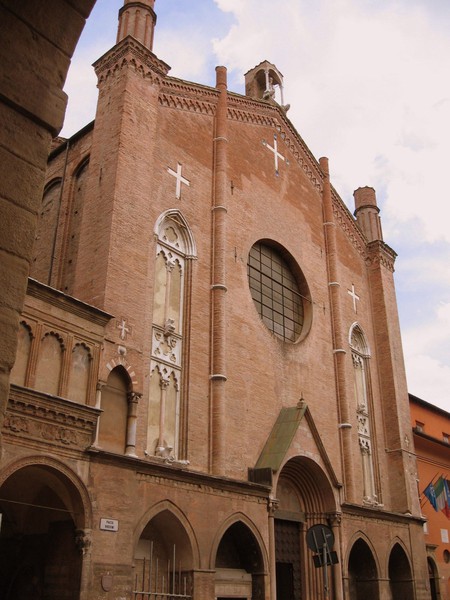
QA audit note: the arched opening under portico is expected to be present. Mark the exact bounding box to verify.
[388,542,414,600]
[134,509,194,599]
[214,520,266,600]
[427,556,440,600]
[347,538,379,600]
[0,463,87,599]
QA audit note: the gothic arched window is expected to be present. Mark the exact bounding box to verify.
[350,324,378,504]
[62,157,89,294]
[147,210,196,460]
[31,178,61,284]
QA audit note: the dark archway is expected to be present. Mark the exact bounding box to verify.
[215,521,265,600]
[347,538,379,600]
[134,509,194,598]
[388,543,414,600]
[428,557,440,600]
[0,464,87,599]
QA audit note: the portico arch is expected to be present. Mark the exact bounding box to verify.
[0,459,91,599]
[388,542,414,599]
[133,503,197,598]
[213,516,267,600]
[347,537,380,600]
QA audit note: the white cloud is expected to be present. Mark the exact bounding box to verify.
[402,302,450,408]
[156,30,211,83]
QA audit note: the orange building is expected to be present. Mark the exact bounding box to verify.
[410,394,450,600]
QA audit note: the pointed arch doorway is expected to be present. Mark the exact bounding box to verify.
[274,457,337,600]
[388,543,414,599]
[134,508,195,599]
[214,520,266,600]
[0,463,88,600]
[347,538,379,600]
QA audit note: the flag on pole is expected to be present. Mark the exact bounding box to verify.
[435,477,446,511]
[443,478,450,519]
[434,477,450,519]
[423,480,438,511]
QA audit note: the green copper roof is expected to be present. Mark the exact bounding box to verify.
[255,403,307,472]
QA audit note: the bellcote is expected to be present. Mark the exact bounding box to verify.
[244,61,290,112]
[117,0,157,51]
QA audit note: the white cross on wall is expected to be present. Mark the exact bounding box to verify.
[263,133,287,175]
[348,284,360,313]
[117,318,131,340]
[167,162,190,199]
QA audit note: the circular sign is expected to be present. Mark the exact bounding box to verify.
[306,524,334,553]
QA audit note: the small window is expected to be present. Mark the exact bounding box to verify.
[415,421,424,433]
[247,241,311,343]
[443,432,449,444]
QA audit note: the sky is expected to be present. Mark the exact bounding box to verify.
[61,0,450,412]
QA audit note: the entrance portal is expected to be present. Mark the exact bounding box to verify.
[275,519,301,600]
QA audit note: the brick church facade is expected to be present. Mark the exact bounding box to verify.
[0,1,430,599]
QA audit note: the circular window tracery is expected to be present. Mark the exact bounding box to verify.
[247,241,312,343]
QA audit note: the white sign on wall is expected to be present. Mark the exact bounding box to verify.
[100,518,119,532]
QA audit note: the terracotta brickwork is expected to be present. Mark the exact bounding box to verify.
[0,2,431,599]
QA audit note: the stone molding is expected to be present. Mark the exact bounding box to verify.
[332,197,367,256]
[4,384,100,452]
[365,240,397,272]
[27,278,112,327]
[94,36,170,84]
[159,92,216,116]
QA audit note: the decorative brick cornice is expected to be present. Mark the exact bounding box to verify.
[365,240,397,272]
[159,92,216,116]
[94,37,170,84]
[228,106,277,127]
[27,278,113,327]
[4,385,100,453]
[332,195,367,256]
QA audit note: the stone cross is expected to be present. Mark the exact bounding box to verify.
[263,133,287,175]
[167,162,190,199]
[348,284,360,313]
[117,318,131,340]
